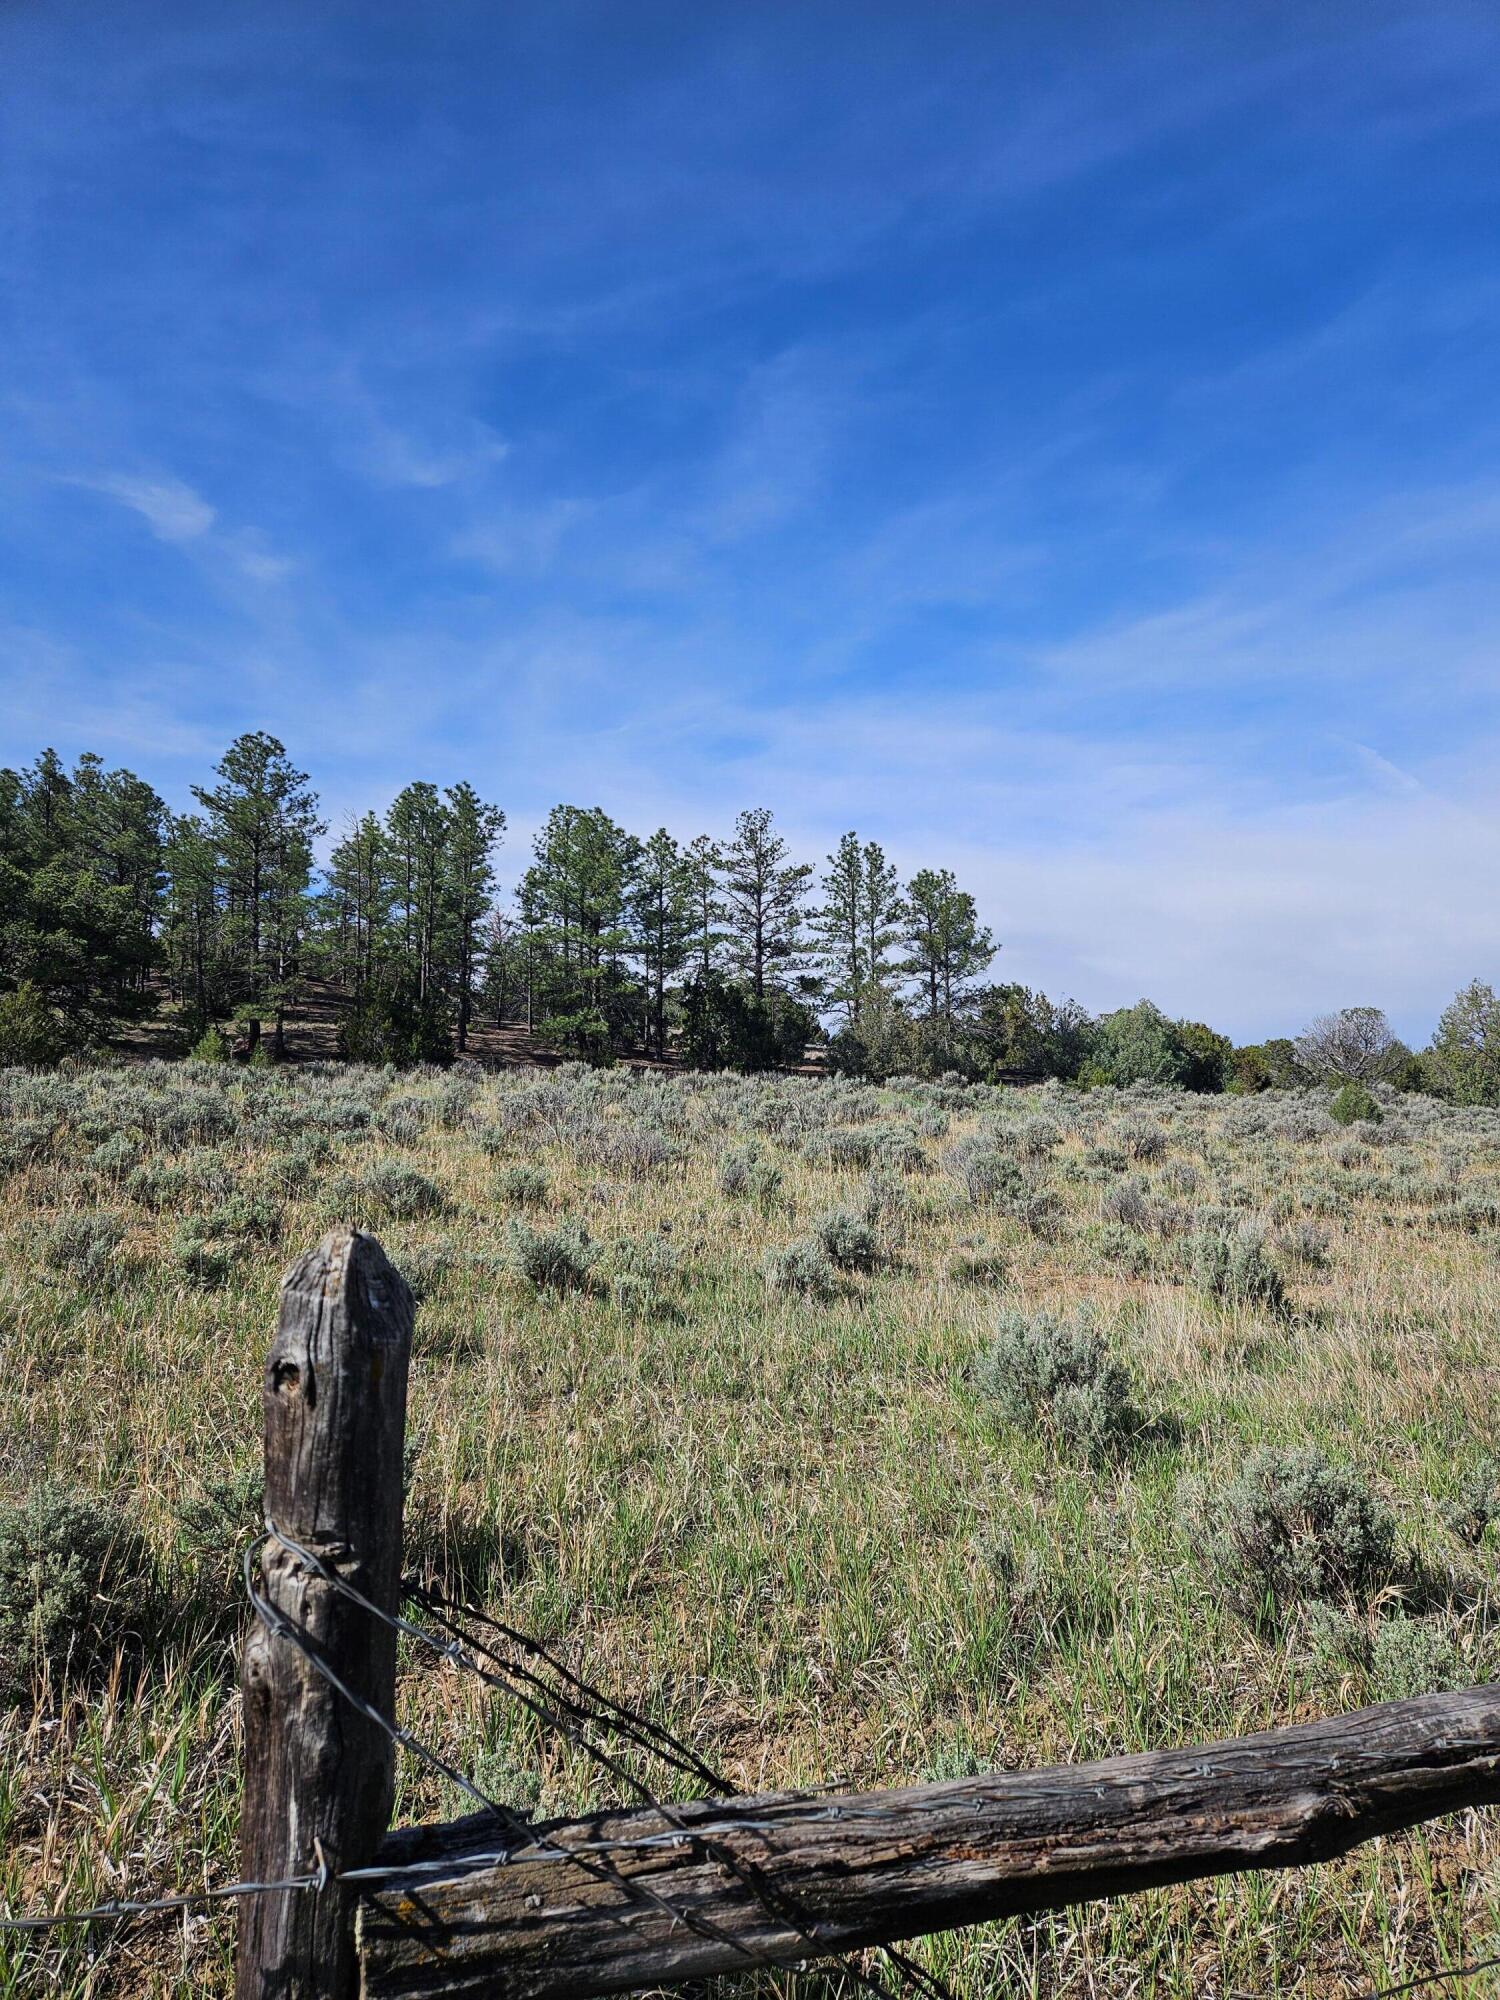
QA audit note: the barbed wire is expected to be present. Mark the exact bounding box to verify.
[0,1875,320,1933]
[264,1521,952,2000]
[10,1520,1486,2000]
[1366,1956,1500,1999]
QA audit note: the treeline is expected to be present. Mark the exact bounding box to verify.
[2,734,1498,1102]
[0,735,992,1071]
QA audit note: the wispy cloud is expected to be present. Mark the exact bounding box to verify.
[68,471,216,543]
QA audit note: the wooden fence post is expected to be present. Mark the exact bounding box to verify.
[236,1226,414,2000]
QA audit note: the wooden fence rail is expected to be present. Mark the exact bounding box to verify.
[235,1230,1500,2000]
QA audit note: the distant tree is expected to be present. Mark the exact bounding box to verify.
[1294,1007,1404,1086]
[722,808,812,998]
[338,963,452,1068]
[385,783,451,1004]
[162,813,225,1035]
[477,905,525,1029]
[322,812,391,995]
[901,868,995,1020]
[522,805,641,1056]
[860,840,904,998]
[1175,1019,1233,1093]
[824,985,982,1082]
[681,835,726,979]
[193,733,323,1056]
[679,968,815,1073]
[814,833,866,1026]
[1229,1038,1306,1093]
[814,832,906,1026]
[1424,981,1500,1105]
[969,983,1093,1080]
[630,829,695,1059]
[0,748,167,1047]
[1086,1000,1190,1087]
[443,783,505,1051]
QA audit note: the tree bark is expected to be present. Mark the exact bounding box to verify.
[236,1228,414,2000]
[359,1683,1500,2000]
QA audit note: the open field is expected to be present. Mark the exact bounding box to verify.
[2,1059,1499,1999]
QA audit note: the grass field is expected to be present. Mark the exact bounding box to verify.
[2,1057,1498,1999]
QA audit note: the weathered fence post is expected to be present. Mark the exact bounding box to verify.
[236,1226,414,2000]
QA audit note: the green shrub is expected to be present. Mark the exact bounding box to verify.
[0,1486,155,1700]
[0,983,68,1068]
[1116,1116,1167,1162]
[330,1162,446,1222]
[171,1218,238,1288]
[1369,1615,1462,1701]
[87,1132,141,1181]
[339,969,453,1067]
[763,1237,837,1300]
[1444,1458,1500,1546]
[943,1139,1024,1206]
[1189,1220,1288,1313]
[43,1213,124,1284]
[862,1168,909,1228]
[813,1207,880,1272]
[974,1307,1140,1456]
[1197,1446,1396,1608]
[1276,1219,1330,1269]
[1090,1221,1156,1275]
[1331,1081,1382,1126]
[506,1217,599,1292]
[496,1163,549,1208]
[189,1026,232,1063]
[719,1143,784,1204]
[174,1465,263,1623]
[204,1192,282,1242]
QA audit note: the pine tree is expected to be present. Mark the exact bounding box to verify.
[521,806,641,1055]
[162,814,223,1033]
[860,839,904,999]
[631,829,695,1059]
[902,867,995,1020]
[443,783,505,1051]
[814,832,866,1025]
[722,808,812,999]
[385,783,450,1003]
[192,733,324,1054]
[323,812,391,995]
[681,835,726,979]
[0,749,168,1044]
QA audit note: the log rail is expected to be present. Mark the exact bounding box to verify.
[358,1683,1500,2000]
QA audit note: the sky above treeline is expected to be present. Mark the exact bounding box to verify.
[3,2,1499,1042]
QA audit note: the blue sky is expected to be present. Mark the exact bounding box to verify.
[3,2,1499,1040]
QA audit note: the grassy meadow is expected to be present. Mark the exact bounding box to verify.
[1,1056,1498,1998]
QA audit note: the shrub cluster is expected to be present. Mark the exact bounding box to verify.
[974,1307,1141,1457]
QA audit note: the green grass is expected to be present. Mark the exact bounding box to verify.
[1,1059,1498,1997]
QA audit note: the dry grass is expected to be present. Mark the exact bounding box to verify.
[1,1059,1498,1998]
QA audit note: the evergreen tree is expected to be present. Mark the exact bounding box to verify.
[682,834,726,978]
[1426,980,1500,1105]
[860,839,904,999]
[478,905,525,1028]
[443,783,505,1051]
[323,812,391,995]
[722,808,812,999]
[522,806,641,1055]
[192,733,324,1055]
[901,867,995,1019]
[631,828,695,1058]
[0,748,167,1046]
[815,832,865,1025]
[385,782,450,1003]
[162,813,225,1033]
